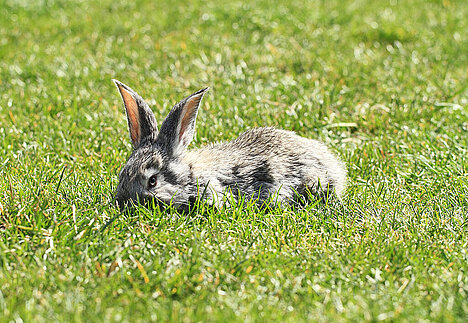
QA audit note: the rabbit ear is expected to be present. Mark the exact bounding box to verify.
[156,87,209,157]
[113,79,158,148]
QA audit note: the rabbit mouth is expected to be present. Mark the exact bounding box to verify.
[142,196,169,210]
[116,195,168,212]
[144,193,202,214]
[140,196,196,214]
[116,188,198,214]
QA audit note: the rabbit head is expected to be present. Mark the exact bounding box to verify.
[113,80,208,210]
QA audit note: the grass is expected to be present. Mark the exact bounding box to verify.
[0,0,467,321]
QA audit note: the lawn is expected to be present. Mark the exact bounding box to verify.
[0,0,467,321]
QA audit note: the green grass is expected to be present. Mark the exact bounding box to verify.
[1,0,467,321]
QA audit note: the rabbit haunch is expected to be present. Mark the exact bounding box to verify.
[113,80,346,209]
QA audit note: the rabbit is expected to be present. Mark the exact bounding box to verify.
[112,80,346,211]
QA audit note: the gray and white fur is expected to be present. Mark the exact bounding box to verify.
[113,80,346,210]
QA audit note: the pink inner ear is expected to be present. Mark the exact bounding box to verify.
[119,87,140,144]
[179,95,201,142]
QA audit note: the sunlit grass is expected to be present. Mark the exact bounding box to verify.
[0,0,467,321]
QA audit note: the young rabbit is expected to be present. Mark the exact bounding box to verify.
[113,80,346,210]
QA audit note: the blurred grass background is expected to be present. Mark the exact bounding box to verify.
[0,0,467,321]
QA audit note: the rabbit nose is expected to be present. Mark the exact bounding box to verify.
[115,195,127,211]
[115,190,135,210]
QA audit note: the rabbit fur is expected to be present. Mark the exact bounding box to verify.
[113,80,346,210]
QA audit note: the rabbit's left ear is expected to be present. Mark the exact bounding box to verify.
[156,87,209,157]
[113,79,158,148]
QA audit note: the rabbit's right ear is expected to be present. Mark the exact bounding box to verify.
[156,87,209,157]
[113,79,158,148]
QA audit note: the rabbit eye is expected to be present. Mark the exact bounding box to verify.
[148,175,157,189]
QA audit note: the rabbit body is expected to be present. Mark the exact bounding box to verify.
[181,127,346,206]
[113,80,346,210]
